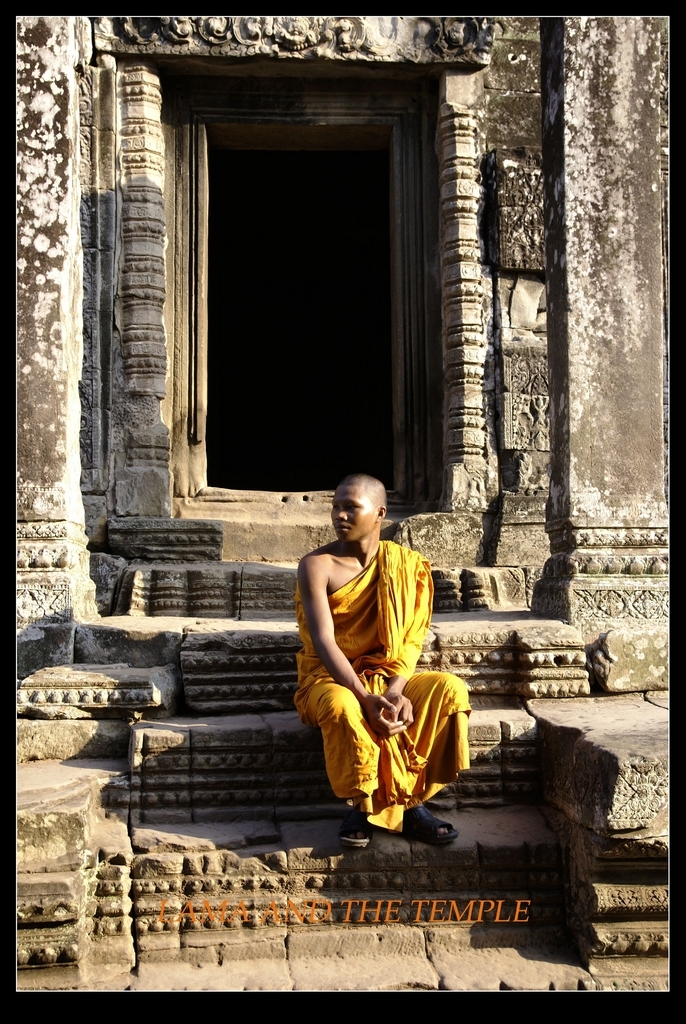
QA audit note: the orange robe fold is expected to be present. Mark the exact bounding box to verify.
[295,540,471,832]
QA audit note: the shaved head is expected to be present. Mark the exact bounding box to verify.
[335,474,387,509]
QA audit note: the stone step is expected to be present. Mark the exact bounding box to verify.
[179,613,588,711]
[124,939,596,991]
[21,613,590,701]
[129,806,569,962]
[129,705,542,825]
[112,562,297,619]
[92,556,544,620]
[17,760,135,975]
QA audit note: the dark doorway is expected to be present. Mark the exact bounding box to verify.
[206,149,393,492]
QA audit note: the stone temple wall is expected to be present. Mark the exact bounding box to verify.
[17,17,668,991]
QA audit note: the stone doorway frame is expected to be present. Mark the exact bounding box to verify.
[163,76,444,505]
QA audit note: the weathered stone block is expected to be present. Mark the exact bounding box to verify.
[240,565,297,619]
[395,512,485,566]
[461,568,527,610]
[17,719,131,762]
[499,340,549,452]
[90,553,127,615]
[527,697,668,834]
[585,921,668,960]
[588,626,668,693]
[17,622,76,681]
[18,793,93,867]
[17,872,84,925]
[427,941,590,991]
[17,921,86,969]
[130,959,292,989]
[17,571,97,627]
[108,518,223,561]
[130,821,280,854]
[431,569,462,612]
[18,664,181,719]
[532,575,669,638]
[96,16,496,66]
[114,470,171,519]
[484,91,542,150]
[75,618,191,668]
[515,622,589,698]
[510,275,545,329]
[431,618,520,695]
[114,563,239,618]
[491,521,550,568]
[288,924,427,960]
[221,520,335,563]
[485,39,542,94]
[181,627,301,713]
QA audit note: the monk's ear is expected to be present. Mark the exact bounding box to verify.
[377,505,386,521]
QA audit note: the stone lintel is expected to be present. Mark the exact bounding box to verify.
[95,17,495,66]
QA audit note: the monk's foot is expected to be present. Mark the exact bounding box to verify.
[339,809,371,849]
[402,804,459,845]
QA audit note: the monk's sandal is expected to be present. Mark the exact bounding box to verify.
[402,804,459,845]
[339,809,371,849]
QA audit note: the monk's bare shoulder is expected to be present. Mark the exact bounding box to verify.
[297,546,337,592]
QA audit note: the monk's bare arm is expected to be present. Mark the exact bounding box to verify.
[297,555,366,696]
[297,555,406,737]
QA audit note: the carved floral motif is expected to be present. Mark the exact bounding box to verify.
[548,524,668,553]
[544,553,668,576]
[17,585,72,623]
[573,586,668,622]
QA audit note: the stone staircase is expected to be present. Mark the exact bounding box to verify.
[17,563,668,990]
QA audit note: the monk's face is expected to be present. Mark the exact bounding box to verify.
[331,484,385,542]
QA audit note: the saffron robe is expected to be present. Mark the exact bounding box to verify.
[294,540,471,833]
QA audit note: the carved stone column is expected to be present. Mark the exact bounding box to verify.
[17,17,97,626]
[532,18,668,638]
[113,59,171,517]
[438,71,497,513]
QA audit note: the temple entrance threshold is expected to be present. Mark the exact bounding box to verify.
[206,148,393,493]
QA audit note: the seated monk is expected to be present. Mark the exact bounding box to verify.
[294,473,471,848]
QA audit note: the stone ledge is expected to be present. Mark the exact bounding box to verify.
[18,719,131,763]
[108,518,224,562]
[427,941,591,991]
[18,664,181,720]
[527,697,668,835]
[75,618,196,668]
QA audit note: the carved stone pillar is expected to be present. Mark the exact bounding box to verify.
[79,57,116,547]
[438,71,497,513]
[17,17,97,625]
[532,18,668,638]
[113,59,171,517]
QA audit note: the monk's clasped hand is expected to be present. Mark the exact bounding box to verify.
[384,687,415,727]
[363,693,408,737]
